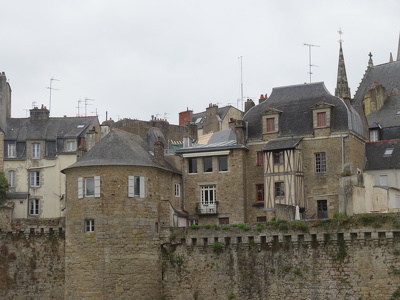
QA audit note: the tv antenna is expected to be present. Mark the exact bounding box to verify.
[303,43,320,83]
[238,56,244,111]
[46,77,60,112]
[84,98,94,116]
[76,99,84,116]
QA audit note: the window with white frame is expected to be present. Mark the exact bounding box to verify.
[379,174,388,186]
[7,170,15,187]
[369,129,379,142]
[78,176,100,198]
[65,140,76,152]
[174,183,180,197]
[8,143,16,158]
[315,152,326,173]
[85,219,95,232]
[29,199,39,215]
[128,176,145,198]
[200,185,216,206]
[29,171,40,187]
[32,143,40,159]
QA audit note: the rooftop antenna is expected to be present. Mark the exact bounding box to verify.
[46,77,60,112]
[76,99,84,116]
[238,56,244,111]
[31,101,38,108]
[84,98,94,116]
[303,43,320,83]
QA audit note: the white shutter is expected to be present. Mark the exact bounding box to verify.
[94,176,101,197]
[78,177,83,199]
[139,176,145,198]
[128,176,134,197]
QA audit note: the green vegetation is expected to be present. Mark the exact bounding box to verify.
[204,224,211,229]
[290,221,308,232]
[0,172,8,205]
[213,242,223,253]
[190,224,200,229]
[238,224,250,231]
[391,286,400,299]
[334,238,347,261]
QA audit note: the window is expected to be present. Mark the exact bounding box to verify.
[257,216,267,223]
[256,184,264,202]
[128,176,145,198]
[275,182,285,197]
[317,112,326,127]
[384,148,394,157]
[266,118,275,132]
[203,157,213,172]
[29,171,40,187]
[395,194,400,209]
[78,176,100,198]
[256,151,264,166]
[273,151,284,164]
[218,155,228,172]
[85,219,95,232]
[65,140,76,152]
[219,217,229,225]
[189,219,198,226]
[29,199,39,215]
[7,171,15,187]
[317,200,328,219]
[32,143,40,159]
[188,158,198,174]
[369,129,379,142]
[200,185,216,206]
[315,152,326,173]
[174,183,180,197]
[8,143,16,158]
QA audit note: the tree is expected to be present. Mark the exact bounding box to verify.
[0,172,8,205]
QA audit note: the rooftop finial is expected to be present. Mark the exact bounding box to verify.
[368,52,374,68]
[338,27,344,44]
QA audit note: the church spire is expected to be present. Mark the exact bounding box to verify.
[335,28,351,98]
[397,32,400,61]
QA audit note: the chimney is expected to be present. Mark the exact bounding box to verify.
[259,94,267,104]
[30,105,50,121]
[179,108,193,126]
[233,119,246,145]
[244,99,255,113]
[153,138,165,165]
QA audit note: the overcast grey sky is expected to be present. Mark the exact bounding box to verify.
[1,0,399,124]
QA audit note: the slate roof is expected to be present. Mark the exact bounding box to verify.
[262,138,302,151]
[5,116,98,141]
[176,129,247,154]
[243,82,365,139]
[353,61,400,109]
[62,129,180,173]
[365,139,400,170]
[192,106,234,128]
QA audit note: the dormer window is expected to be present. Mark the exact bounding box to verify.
[311,102,334,129]
[262,108,282,134]
[369,129,379,142]
[384,148,394,157]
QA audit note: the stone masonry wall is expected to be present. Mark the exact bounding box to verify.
[162,222,400,300]
[0,220,65,299]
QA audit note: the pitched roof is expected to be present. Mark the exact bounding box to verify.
[353,61,400,109]
[262,138,302,151]
[365,139,400,170]
[192,106,236,128]
[243,82,365,139]
[5,116,98,141]
[62,129,179,173]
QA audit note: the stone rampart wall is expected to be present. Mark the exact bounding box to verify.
[161,224,400,300]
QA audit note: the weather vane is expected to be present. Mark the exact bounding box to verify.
[338,27,344,43]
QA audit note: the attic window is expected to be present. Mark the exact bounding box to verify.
[77,125,85,128]
[397,111,400,116]
[384,148,394,157]
[195,117,203,124]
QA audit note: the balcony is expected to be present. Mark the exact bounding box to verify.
[196,202,218,215]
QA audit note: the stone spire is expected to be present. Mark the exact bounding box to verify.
[397,32,400,61]
[335,29,351,98]
[368,52,374,68]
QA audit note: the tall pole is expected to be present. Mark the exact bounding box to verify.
[46,77,60,112]
[238,56,243,111]
[304,44,320,83]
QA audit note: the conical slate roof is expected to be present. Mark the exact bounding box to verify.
[62,129,179,173]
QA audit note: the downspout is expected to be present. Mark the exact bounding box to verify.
[341,135,349,171]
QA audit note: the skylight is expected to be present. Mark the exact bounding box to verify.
[77,125,85,128]
[384,148,394,157]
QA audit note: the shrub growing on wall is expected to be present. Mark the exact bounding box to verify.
[0,172,8,205]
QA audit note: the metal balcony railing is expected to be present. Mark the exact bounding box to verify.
[196,202,218,215]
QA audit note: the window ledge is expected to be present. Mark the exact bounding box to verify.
[253,202,264,207]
